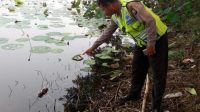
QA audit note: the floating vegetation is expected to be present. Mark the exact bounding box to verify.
[45,38,60,44]
[23,14,37,20]
[47,18,62,21]
[1,44,24,50]
[15,20,31,26]
[51,48,64,54]
[0,38,9,44]
[31,35,50,41]
[46,32,63,36]
[16,38,29,42]
[6,25,31,29]
[37,25,49,30]
[43,8,49,17]
[63,35,83,40]
[0,17,14,26]
[39,17,47,21]
[63,36,77,40]
[72,54,83,61]
[14,0,24,6]
[55,42,66,46]
[62,33,71,37]
[31,46,51,53]
[50,24,65,28]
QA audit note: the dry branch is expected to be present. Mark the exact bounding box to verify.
[141,74,150,112]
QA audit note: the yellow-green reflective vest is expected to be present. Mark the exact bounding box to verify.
[111,0,168,47]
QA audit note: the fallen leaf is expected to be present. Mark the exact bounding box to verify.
[185,88,197,95]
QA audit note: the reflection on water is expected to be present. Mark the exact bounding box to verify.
[0,0,97,112]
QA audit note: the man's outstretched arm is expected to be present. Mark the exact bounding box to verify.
[84,20,118,55]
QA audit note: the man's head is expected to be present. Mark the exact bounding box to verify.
[97,0,121,16]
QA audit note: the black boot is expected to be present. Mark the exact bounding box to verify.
[117,94,141,105]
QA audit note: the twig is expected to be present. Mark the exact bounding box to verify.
[114,82,122,101]
[105,95,115,108]
[141,74,150,112]
[26,34,32,61]
[105,82,121,107]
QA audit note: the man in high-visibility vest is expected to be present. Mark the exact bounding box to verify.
[84,0,168,111]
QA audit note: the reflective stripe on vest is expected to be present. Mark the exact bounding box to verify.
[112,0,168,47]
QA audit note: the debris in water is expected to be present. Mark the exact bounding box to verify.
[38,88,48,98]
[72,54,83,61]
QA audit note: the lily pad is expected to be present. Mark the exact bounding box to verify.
[0,18,11,26]
[62,33,71,36]
[63,36,77,40]
[63,35,83,40]
[46,32,63,36]
[55,42,66,46]
[51,48,64,54]
[31,35,49,41]
[50,24,65,28]
[47,18,62,21]
[6,25,31,29]
[15,20,31,26]
[16,38,29,42]
[45,38,60,43]
[1,44,24,50]
[0,38,9,44]
[31,46,51,53]
[37,25,49,30]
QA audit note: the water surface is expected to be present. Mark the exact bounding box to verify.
[0,0,97,111]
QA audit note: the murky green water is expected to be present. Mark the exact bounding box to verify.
[0,0,97,112]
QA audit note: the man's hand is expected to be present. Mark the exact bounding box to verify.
[146,46,156,56]
[83,47,94,56]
